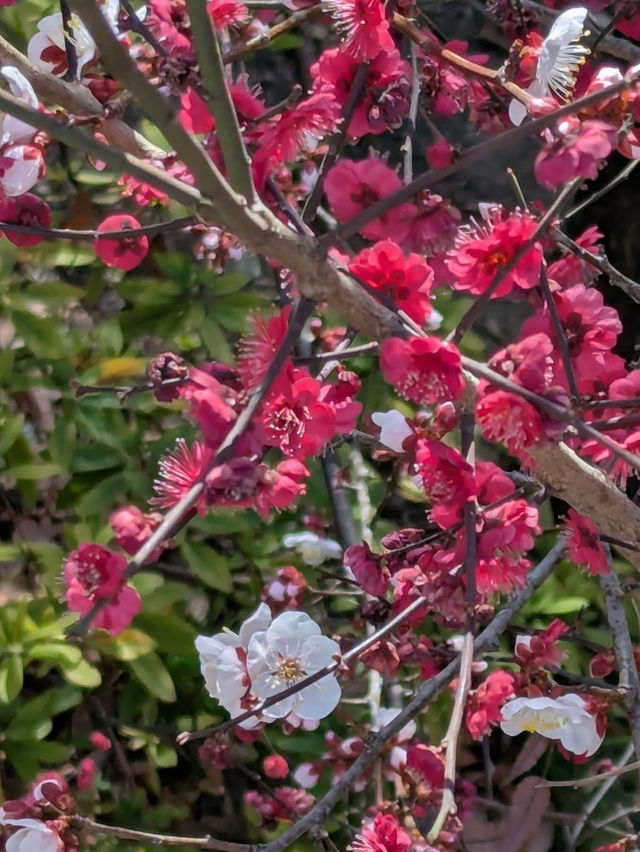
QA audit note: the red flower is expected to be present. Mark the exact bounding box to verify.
[564,508,609,575]
[380,335,464,406]
[207,0,248,29]
[146,0,192,55]
[344,543,389,596]
[255,458,309,517]
[465,670,515,740]
[324,0,395,61]
[110,505,164,563]
[311,47,410,139]
[237,307,292,392]
[350,240,434,325]
[447,205,542,297]
[0,192,51,246]
[254,93,340,170]
[77,757,97,791]
[152,439,213,514]
[64,544,142,636]
[476,390,544,452]
[476,554,530,593]
[263,755,289,779]
[261,369,337,458]
[515,619,569,670]
[415,438,475,529]
[535,117,618,189]
[93,214,149,271]
[324,157,417,242]
[348,813,412,852]
[90,731,111,752]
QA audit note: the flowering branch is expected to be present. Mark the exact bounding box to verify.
[262,538,567,852]
[67,296,315,637]
[0,216,195,241]
[333,71,640,241]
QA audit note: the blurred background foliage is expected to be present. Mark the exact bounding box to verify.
[1,1,640,849]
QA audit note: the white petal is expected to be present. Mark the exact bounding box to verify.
[293,675,341,720]
[300,634,340,671]
[238,602,272,647]
[268,611,320,647]
[508,97,528,127]
[371,410,413,452]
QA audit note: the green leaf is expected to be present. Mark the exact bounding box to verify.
[134,612,196,656]
[5,462,62,480]
[34,243,96,267]
[208,271,249,296]
[61,657,102,688]
[0,414,24,456]
[91,627,157,661]
[200,317,235,364]
[27,642,83,666]
[537,596,590,615]
[129,653,177,703]
[11,310,69,358]
[0,655,23,703]
[181,539,232,592]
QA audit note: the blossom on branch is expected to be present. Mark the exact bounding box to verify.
[500,693,604,757]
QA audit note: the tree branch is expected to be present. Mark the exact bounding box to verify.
[185,0,256,204]
[599,556,640,762]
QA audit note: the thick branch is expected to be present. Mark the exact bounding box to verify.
[185,0,256,203]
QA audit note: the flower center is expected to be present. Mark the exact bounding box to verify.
[521,713,562,734]
[275,655,305,683]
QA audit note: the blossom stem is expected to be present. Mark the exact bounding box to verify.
[538,263,581,404]
[565,159,640,221]
[186,0,256,204]
[223,7,319,64]
[538,754,640,789]
[402,41,420,185]
[428,409,477,842]
[71,815,256,850]
[262,538,567,852]
[293,343,379,364]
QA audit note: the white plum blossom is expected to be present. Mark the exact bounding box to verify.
[509,7,590,126]
[246,610,341,722]
[0,144,44,197]
[500,693,603,756]
[371,410,413,453]
[282,531,342,566]
[195,602,271,728]
[0,813,61,852]
[0,68,38,147]
[373,707,416,773]
[28,0,120,79]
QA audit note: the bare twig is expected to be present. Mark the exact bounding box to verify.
[599,555,640,762]
[569,742,635,845]
[72,815,256,851]
[402,42,420,185]
[0,216,195,241]
[60,0,79,80]
[553,229,640,304]
[538,756,640,789]
[539,263,581,403]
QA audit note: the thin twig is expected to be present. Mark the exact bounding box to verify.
[120,0,170,57]
[569,742,635,846]
[538,757,640,789]
[0,216,195,241]
[223,7,318,64]
[72,816,256,851]
[402,41,420,185]
[60,0,79,80]
[553,229,640,304]
[539,263,581,403]
[565,159,640,220]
